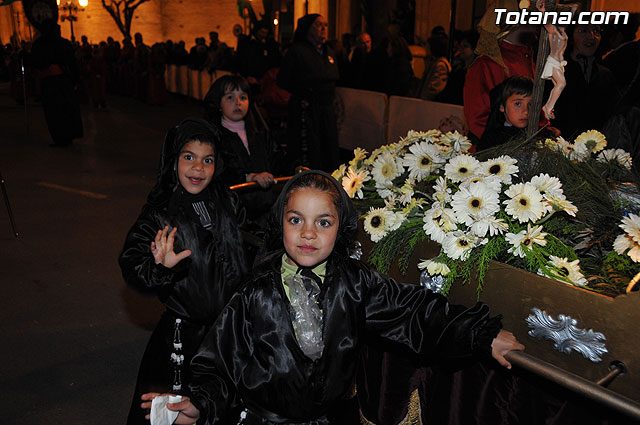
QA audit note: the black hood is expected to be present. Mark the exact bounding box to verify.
[293,13,321,43]
[147,117,223,207]
[258,169,357,266]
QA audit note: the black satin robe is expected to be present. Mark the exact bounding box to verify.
[215,124,276,219]
[187,249,501,424]
[119,182,248,425]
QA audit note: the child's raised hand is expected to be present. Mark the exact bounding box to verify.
[141,392,201,424]
[247,172,277,189]
[491,329,525,369]
[151,226,192,268]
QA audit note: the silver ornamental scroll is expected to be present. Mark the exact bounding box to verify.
[525,307,608,363]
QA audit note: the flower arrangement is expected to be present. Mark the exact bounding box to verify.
[333,129,640,297]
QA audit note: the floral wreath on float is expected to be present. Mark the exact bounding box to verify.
[332,129,640,297]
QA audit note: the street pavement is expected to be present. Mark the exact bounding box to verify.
[0,83,203,425]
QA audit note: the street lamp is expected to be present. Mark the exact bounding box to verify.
[56,0,88,42]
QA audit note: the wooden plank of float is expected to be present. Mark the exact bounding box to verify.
[506,350,640,421]
[357,236,640,401]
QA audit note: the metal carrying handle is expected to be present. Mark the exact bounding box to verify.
[505,351,640,420]
[229,167,309,193]
[229,176,292,193]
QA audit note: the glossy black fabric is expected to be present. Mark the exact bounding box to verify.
[119,118,248,425]
[187,170,502,425]
[215,124,271,187]
[120,184,247,321]
[214,123,276,219]
[277,41,340,172]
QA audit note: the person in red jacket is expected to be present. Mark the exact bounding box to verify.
[463,0,537,143]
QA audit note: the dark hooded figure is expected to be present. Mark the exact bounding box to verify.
[277,14,340,172]
[28,21,83,147]
[146,170,522,424]
[119,118,248,425]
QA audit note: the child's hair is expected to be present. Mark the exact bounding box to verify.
[500,75,533,107]
[203,75,252,123]
[284,173,341,212]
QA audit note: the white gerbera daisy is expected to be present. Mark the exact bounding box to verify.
[399,129,442,147]
[442,231,476,261]
[613,234,640,262]
[331,164,347,181]
[568,139,591,161]
[432,176,451,205]
[529,173,564,199]
[470,216,508,237]
[481,156,519,184]
[444,154,481,183]
[460,174,502,193]
[371,151,402,186]
[619,213,640,244]
[423,206,457,244]
[387,210,407,232]
[376,182,397,199]
[417,258,451,276]
[545,255,587,286]
[545,193,578,217]
[403,141,445,180]
[574,130,607,154]
[451,181,500,227]
[440,131,472,154]
[505,224,547,258]
[398,178,415,205]
[597,149,632,170]
[407,129,443,144]
[553,136,572,156]
[363,207,390,242]
[503,182,545,223]
[341,167,370,199]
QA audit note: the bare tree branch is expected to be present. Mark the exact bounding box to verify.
[100,0,151,40]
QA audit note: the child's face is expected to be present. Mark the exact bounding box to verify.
[177,141,215,195]
[500,93,532,128]
[221,88,249,122]
[283,187,339,268]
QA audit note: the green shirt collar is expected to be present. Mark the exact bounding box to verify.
[280,254,327,299]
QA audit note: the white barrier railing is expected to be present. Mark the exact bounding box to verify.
[165,66,468,153]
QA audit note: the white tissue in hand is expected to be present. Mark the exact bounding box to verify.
[150,395,182,425]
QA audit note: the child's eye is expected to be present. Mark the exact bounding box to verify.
[240,95,248,101]
[318,219,332,228]
[288,216,301,225]
[514,102,521,107]
[183,154,193,160]
[204,158,214,164]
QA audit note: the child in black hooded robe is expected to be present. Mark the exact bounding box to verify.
[142,170,523,424]
[119,118,248,425]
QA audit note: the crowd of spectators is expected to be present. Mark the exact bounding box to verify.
[2,14,639,158]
